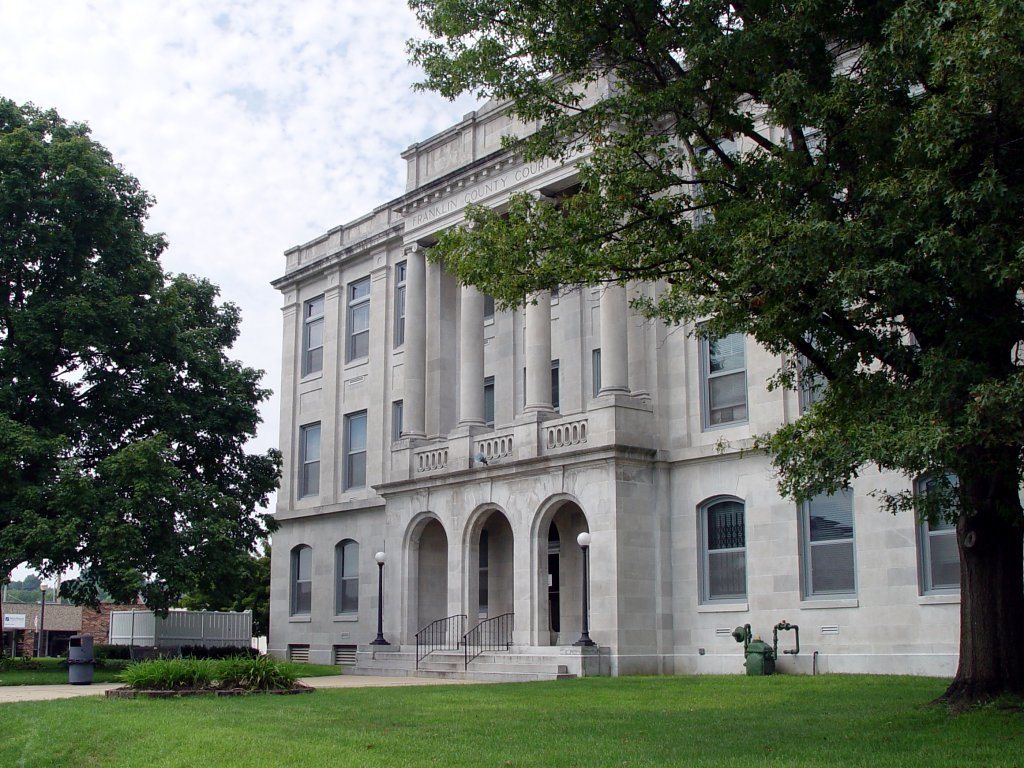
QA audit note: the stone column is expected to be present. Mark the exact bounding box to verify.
[403,245,426,438]
[599,283,630,395]
[524,290,554,413]
[627,283,650,399]
[458,284,486,428]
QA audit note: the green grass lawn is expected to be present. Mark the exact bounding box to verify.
[0,657,128,686]
[0,675,1020,767]
[0,658,339,686]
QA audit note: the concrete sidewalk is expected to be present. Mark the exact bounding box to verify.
[0,675,482,704]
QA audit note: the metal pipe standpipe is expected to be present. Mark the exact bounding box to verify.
[67,633,95,685]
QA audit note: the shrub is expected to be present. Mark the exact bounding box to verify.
[117,655,298,691]
[93,644,133,661]
[178,645,259,660]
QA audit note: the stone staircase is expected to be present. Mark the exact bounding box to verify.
[348,645,601,683]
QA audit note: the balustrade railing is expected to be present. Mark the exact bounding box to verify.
[463,613,514,669]
[475,433,514,463]
[415,445,449,473]
[544,418,589,450]
[415,613,466,669]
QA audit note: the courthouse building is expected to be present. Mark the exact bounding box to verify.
[268,95,959,678]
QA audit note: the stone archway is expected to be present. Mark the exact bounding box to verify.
[466,508,515,620]
[406,517,449,634]
[534,499,589,646]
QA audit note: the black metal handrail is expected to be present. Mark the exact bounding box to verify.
[463,612,514,669]
[415,614,466,669]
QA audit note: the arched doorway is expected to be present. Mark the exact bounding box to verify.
[468,509,514,620]
[536,500,589,646]
[412,518,449,631]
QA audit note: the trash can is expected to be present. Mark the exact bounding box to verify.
[67,634,95,685]
[743,637,776,676]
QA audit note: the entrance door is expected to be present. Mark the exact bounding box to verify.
[547,523,560,635]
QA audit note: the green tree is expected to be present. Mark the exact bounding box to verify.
[179,543,271,637]
[0,98,281,613]
[409,0,1024,705]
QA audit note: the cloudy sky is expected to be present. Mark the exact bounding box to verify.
[0,1,478,573]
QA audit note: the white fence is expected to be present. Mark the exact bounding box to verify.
[108,610,252,649]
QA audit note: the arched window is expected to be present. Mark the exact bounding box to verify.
[335,540,359,615]
[699,498,747,602]
[290,545,312,616]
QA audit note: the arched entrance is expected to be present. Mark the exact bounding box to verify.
[410,517,449,632]
[467,509,514,619]
[535,499,589,646]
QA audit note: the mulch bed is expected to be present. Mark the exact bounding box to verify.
[105,682,315,699]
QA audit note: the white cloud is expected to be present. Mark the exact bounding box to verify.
[0,0,477,577]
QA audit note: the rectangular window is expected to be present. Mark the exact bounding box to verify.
[392,400,404,443]
[394,261,406,347]
[302,296,324,376]
[483,376,495,428]
[701,499,747,602]
[916,477,960,594]
[347,277,370,362]
[551,359,560,411]
[343,410,368,490]
[798,354,826,413]
[702,331,747,428]
[592,348,602,398]
[801,489,856,597]
[483,294,495,322]
[299,423,320,499]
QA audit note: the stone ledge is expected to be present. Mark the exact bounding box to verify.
[105,683,314,699]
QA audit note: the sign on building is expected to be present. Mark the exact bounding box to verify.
[3,613,27,629]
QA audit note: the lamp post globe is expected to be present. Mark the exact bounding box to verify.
[371,551,390,646]
[574,533,596,647]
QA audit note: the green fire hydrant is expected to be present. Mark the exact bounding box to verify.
[744,636,776,676]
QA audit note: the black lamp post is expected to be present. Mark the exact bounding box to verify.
[370,551,390,646]
[574,532,596,647]
[36,583,48,658]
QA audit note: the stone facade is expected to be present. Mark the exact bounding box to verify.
[269,97,959,676]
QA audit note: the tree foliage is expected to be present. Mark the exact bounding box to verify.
[179,544,271,637]
[0,98,280,613]
[409,0,1024,703]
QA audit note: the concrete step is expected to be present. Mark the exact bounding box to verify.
[352,645,583,683]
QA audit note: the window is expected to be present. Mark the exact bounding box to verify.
[702,332,747,428]
[394,261,406,347]
[916,477,960,594]
[347,277,370,362]
[700,498,747,602]
[478,529,489,614]
[551,359,560,411]
[298,423,320,499]
[343,410,367,490]
[392,400,404,442]
[798,353,826,413]
[592,348,602,398]
[302,296,324,376]
[483,294,495,322]
[290,545,312,615]
[800,489,856,597]
[483,376,495,428]
[335,539,359,614]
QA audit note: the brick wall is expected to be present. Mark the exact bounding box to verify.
[81,603,145,644]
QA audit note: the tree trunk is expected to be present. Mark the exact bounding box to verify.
[941,475,1024,709]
